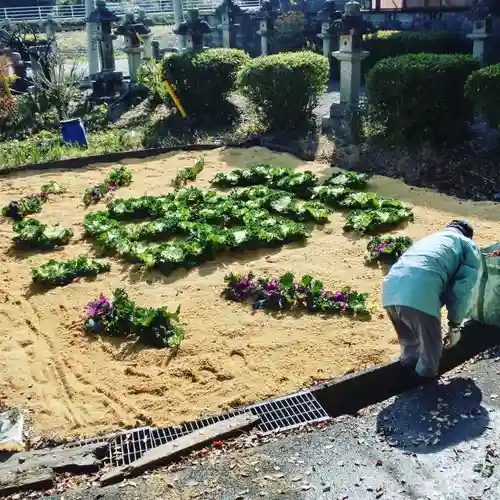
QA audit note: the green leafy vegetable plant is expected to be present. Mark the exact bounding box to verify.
[171,156,204,188]
[324,171,370,190]
[32,255,111,287]
[365,235,413,264]
[85,288,184,348]
[12,218,73,250]
[339,192,404,210]
[229,186,330,223]
[84,188,312,276]
[2,180,66,220]
[83,166,132,207]
[211,163,319,198]
[40,181,66,195]
[223,271,371,316]
[344,207,414,234]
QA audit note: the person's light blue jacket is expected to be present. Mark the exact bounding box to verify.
[382,228,481,324]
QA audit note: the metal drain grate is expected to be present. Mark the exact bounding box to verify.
[106,390,329,467]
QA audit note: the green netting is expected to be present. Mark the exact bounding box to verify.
[469,243,500,326]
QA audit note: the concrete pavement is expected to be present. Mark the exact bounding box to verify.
[50,347,500,500]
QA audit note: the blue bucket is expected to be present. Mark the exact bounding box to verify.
[61,118,88,147]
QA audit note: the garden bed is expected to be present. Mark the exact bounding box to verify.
[1,146,499,439]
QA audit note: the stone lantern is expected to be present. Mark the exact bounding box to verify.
[41,14,59,55]
[136,8,155,59]
[215,0,243,49]
[331,1,373,109]
[173,9,213,53]
[323,1,374,144]
[87,0,123,100]
[317,0,341,58]
[255,0,274,56]
[467,0,494,63]
[115,12,151,83]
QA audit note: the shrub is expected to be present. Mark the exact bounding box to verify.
[366,53,480,146]
[465,64,500,129]
[274,11,306,52]
[362,30,471,75]
[237,51,329,132]
[161,48,249,116]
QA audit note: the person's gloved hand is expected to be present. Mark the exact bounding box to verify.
[444,322,462,350]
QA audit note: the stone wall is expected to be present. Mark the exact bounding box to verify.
[197,8,499,62]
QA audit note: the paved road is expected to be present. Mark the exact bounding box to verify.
[53,347,500,500]
[66,59,130,77]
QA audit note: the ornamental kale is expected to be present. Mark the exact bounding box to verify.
[211,164,319,198]
[253,272,295,311]
[2,181,66,220]
[223,272,257,301]
[230,186,330,223]
[365,235,413,264]
[40,181,66,196]
[84,189,311,276]
[310,185,352,205]
[83,166,133,207]
[324,171,370,190]
[84,288,184,349]
[32,255,111,287]
[13,218,73,250]
[2,195,44,221]
[339,192,405,210]
[344,207,414,234]
[172,156,204,188]
[222,271,371,316]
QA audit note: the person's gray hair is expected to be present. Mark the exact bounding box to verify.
[447,220,474,239]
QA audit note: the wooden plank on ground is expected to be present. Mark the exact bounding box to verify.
[0,469,54,496]
[100,412,259,486]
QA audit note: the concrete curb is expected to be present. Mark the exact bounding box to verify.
[312,320,500,417]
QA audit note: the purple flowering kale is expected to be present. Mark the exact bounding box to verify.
[87,294,112,319]
[223,272,257,301]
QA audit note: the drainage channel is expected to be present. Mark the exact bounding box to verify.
[69,390,329,468]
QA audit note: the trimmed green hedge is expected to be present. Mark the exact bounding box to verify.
[162,48,249,116]
[362,30,471,75]
[465,64,500,129]
[237,51,329,132]
[366,53,480,146]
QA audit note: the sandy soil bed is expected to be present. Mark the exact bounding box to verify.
[1,146,499,439]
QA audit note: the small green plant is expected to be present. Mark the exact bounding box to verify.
[83,166,133,207]
[32,255,111,287]
[85,288,185,348]
[223,271,371,316]
[137,58,170,106]
[171,156,204,188]
[365,235,413,264]
[12,218,73,250]
[237,51,329,132]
